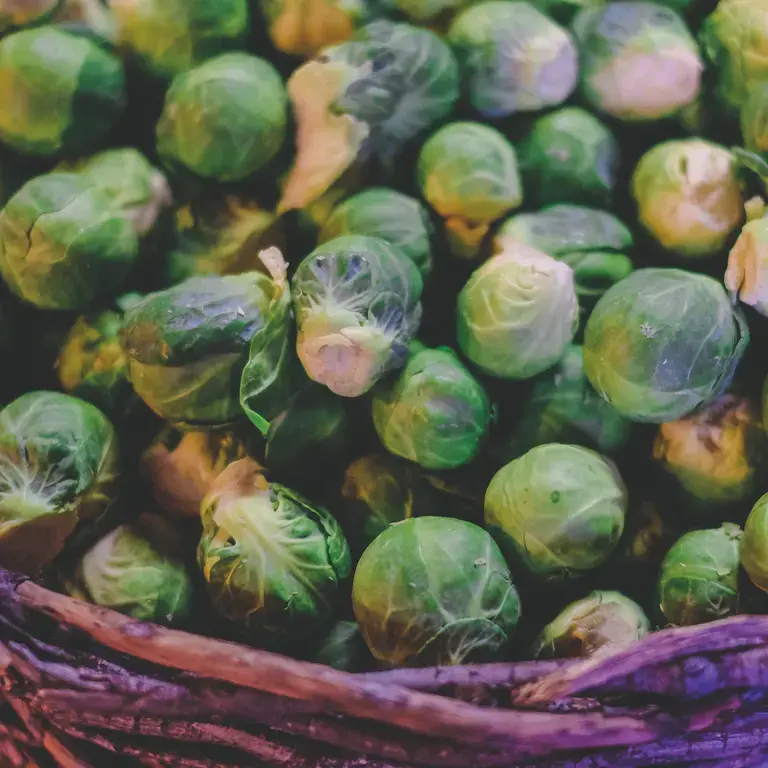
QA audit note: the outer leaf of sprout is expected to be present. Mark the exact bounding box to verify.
[726,218,768,317]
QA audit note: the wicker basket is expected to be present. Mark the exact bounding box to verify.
[2,567,768,768]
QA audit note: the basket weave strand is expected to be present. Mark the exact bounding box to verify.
[2,569,768,767]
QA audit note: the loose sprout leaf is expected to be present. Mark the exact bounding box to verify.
[265,0,356,57]
[278,59,370,214]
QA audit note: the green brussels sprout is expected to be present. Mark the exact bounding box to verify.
[417,121,523,259]
[56,301,139,418]
[0,391,119,576]
[352,516,521,665]
[260,0,392,57]
[109,0,250,79]
[584,269,749,423]
[64,513,193,624]
[0,0,62,33]
[0,27,125,157]
[0,173,139,310]
[631,140,744,259]
[658,524,742,626]
[292,235,423,398]
[140,427,257,518]
[448,2,578,118]
[726,217,768,318]
[740,81,768,162]
[279,21,459,213]
[61,148,173,241]
[485,444,626,580]
[701,0,768,114]
[121,250,293,428]
[457,241,579,379]
[741,494,768,593]
[314,620,372,672]
[372,343,491,470]
[491,345,633,464]
[167,196,284,284]
[199,459,351,648]
[496,205,634,305]
[653,395,765,516]
[156,53,288,182]
[320,188,433,278]
[517,108,619,209]
[532,591,649,659]
[573,2,702,122]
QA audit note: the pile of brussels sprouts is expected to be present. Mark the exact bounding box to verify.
[6,0,768,671]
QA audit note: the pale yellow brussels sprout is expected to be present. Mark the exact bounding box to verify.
[457,241,578,379]
[726,217,768,317]
[631,140,744,259]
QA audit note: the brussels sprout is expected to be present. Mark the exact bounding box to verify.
[0,173,139,311]
[457,241,579,380]
[121,250,292,428]
[631,140,744,259]
[57,301,139,418]
[417,122,523,259]
[532,591,649,659]
[496,206,634,304]
[156,53,288,182]
[320,188,433,278]
[573,3,702,121]
[448,2,578,118]
[701,0,768,114]
[0,392,119,576]
[0,27,125,156]
[372,344,491,470]
[167,196,284,284]
[485,444,626,580]
[491,345,633,464]
[65,514,193,624]
[199,459,351,648]
[517,108,619,209]
[658,524,742,626]
[140,427,256,518]
[279,21,459,212]
[726,217,768,318]
[352,516,521,665]
[584,269,749,423]
[653,395,765,516]
[261,0,392,57]
[292,235,423,398]
[314,620,372,671]
[61,148,173,240]
[741,494,768,593]
[110,0,249,79]
[0,0,62,33]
